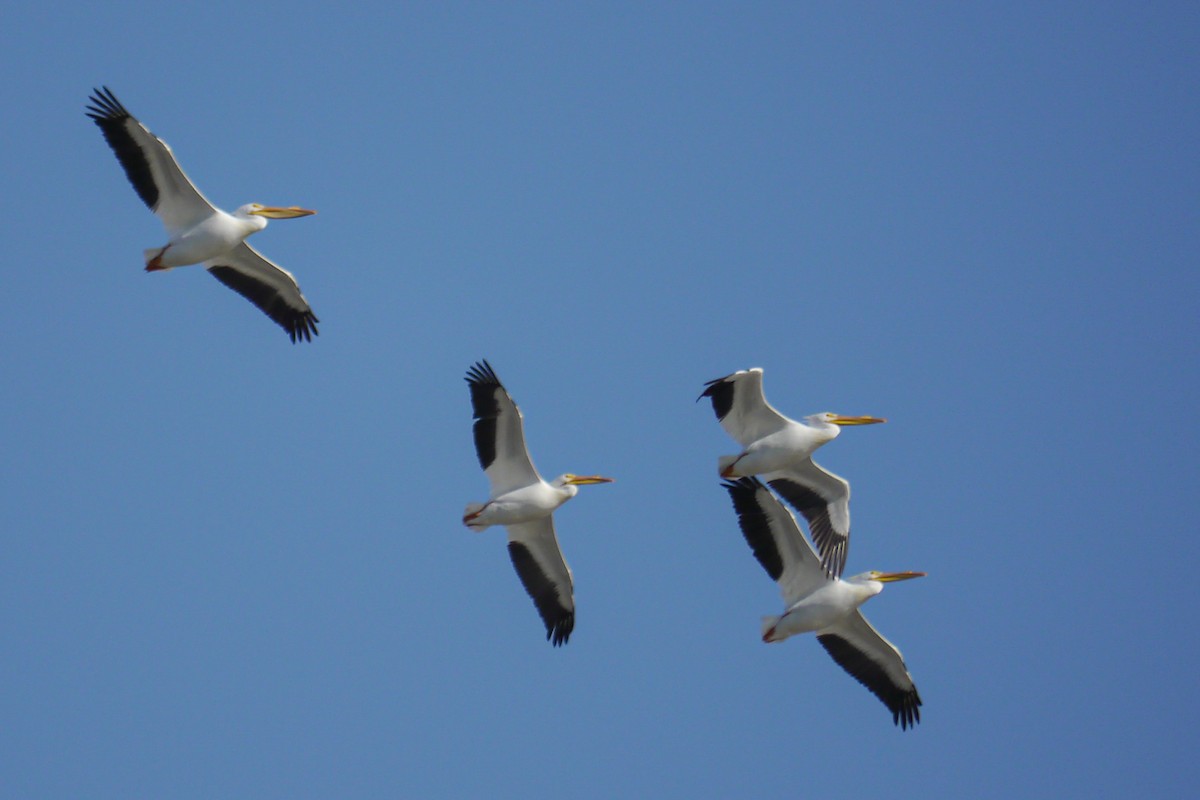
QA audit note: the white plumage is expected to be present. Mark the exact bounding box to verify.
[700,367,885,577]
[86,87,319,342]
[463,360,613,646]
[723,477,924,729]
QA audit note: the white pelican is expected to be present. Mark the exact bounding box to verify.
[723,477,925,729]
[699,367,885,578]
[85,87,319,342]
[463,360,613,646]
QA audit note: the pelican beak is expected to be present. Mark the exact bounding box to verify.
[874,571,926,583]
[250,206,317,219]
[566,475,615,485]
[830,414,887,426]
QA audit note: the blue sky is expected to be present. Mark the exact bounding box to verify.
[2,2,1198,797]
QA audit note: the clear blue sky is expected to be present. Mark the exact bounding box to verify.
[2,2,1198,797]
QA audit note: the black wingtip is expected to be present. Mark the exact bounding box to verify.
[722,477,786,583]
[893,688,922,730]
[696,375,724,402]
[508,541,574,648]
[818,633,923,731]
[721,476,765,494]
[465,359,499,386]
[547,613,575,647]
[206,266,319,344]
[286,312,320,344]
[86,85,159,210]
[466,359,505,470]
[84,85,129,122]
[698,374,735,420]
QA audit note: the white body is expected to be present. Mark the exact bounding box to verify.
[721,419,838,477]
[464,477,578,531]
[701,368,883,578]
[86,87,319,341]
[763,578,881,642]
[462,361,612,646]
[722,477,923,728]
[152,207,267,268]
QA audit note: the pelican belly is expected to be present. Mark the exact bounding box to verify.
[769,583,870,641]
[158,211,255,268]
[728,428,814,476]
[769,604,841,641]
[474,482,568,527]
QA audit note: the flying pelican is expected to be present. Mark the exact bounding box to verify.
[463,360,613,646]
[85,87,319,342]
[699,367,885,578]
[722,477,924,729]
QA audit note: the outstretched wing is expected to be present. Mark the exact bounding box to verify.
[506,517,575,646]
[86,87,217,234]
[765,459,851,579]
[817,610,922,730]
[721,477,828,605]
[698,368,790,447]
[465,361,541,495]
[206,243,319,343]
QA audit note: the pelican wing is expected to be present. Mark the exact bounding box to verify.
[465,361,540,495]
[722,477,827,605]
[506,517,575,646]
[86,87,217,234]
[765,460,851,579]
[699,368,789,447]
[817,610,922,729]
[205,243,319,343]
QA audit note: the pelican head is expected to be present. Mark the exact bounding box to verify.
[846,570,926,600]
[551,473,614,501]
[237,203,317,220]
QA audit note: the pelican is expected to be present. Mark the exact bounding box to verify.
[699,367,885,578]
[723,477,924,729]
[85,87,319,342]
[463,360,613,646]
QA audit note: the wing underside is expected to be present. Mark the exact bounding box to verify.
[206,243,319,342]
[506,517,575,646]
[765,460,851,578]
[722,477,827,604]
[86,87,217,233]
[817,610,921,729]
[465,361,540,495]
[700,369,789,446]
